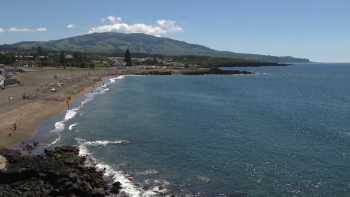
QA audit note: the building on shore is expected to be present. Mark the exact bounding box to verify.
[0,65,6,86]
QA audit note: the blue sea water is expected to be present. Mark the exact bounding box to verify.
[26,63,350,196]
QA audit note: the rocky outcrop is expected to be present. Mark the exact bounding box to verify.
[181,68,254,75]
[0,146,122,197]
[132,68,254,76]
[135,71,172,75]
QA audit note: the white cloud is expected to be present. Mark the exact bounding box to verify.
[107,15,121,24]
[157,20,183,32]
[8,27,47,32]
[0,28,4,33]
[8,27,35,32]
[36,28,47,31]
[101,18,106,23]
[67,24,75,28]
[154,35,161,37]
[89,23,166,34]
[88,19,183,35]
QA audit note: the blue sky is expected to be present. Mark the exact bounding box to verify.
[0,0,349,62]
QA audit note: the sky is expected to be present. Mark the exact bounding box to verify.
[0,0,349,62]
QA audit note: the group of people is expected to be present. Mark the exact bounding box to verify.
[22,93,38,100]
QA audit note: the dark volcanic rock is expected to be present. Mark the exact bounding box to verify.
[182,68,254,75]
[92,187,106,197]
[110,181,122,194]
[0,146,120,196]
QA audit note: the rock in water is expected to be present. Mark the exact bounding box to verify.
[110,181,122,194]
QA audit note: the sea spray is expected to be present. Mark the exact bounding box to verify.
[76,138,143,196]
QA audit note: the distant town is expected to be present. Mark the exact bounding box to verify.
[0,48,200,70]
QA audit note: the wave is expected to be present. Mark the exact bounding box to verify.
[109,77,117,83]
[75,139,170,196]
[64,109,78,121]
[68,122,79,130]
[78,139,130,147]
[47,76,125,145]
[137,169,158,175]
[75,138,143,196]
[47,133,61,147]
[197,176,210,182]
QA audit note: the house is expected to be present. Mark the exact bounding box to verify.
[0,65,5,86]
[92,61,103,67]
[65,55,73,59]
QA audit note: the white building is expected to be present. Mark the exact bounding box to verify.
[0,64,5,86]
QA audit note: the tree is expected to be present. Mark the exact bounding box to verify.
[89,63,96,69]
[123,48,132,66]
[73,52,80,59]
[80,62,87,68]
[153,56,157,65]
[59,50,65,65]
[37,46,42,55]
[185,64,189,68]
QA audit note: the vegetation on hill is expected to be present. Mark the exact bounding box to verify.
[171,56,286,67]
[0,32,310,63]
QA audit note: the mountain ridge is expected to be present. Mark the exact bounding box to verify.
[0,32,310,63]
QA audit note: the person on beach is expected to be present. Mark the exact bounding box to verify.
[13,123,17,131]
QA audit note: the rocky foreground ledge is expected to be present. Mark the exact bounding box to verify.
[0,146,122,197]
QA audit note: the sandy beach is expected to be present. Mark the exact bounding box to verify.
[0,69,117,149]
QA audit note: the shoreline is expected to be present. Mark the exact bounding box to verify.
[0,71,118,149]
[19,76,115,150]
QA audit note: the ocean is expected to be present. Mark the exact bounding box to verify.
[24,63,350,196]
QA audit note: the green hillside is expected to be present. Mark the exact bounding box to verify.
[0,32,310,63]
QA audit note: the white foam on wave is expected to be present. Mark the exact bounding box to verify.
[109,77,117,83]
[137,169,158,175]
[68,122,79,130]
[47,133,61,147]
[52,122,65,133]
[64,109,78,121]
[50,109,78,134]
[48,75,125,137]
[84,140,130,146]
[75,138,143,196]
[109,76,124,83]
